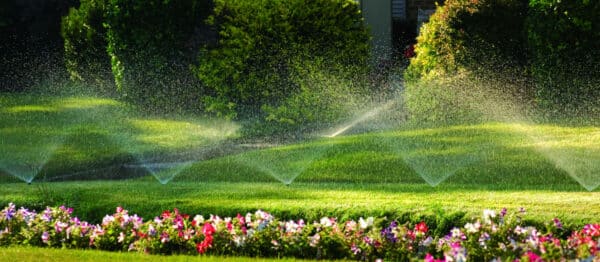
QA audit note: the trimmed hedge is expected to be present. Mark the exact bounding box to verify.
[104,0,211,112]
[195,0,370,120]
[527,0,600,114]
[61,0,114,94]
[404,0,532,123]
[405,0,598,122]
[405,0,529,82]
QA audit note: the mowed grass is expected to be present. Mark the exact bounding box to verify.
[0,93,239,181]
[1,93,599,227]
[0,246,304,261]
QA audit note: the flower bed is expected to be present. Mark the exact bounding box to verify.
[1,203,598,261]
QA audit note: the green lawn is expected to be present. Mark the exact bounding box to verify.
[1,93,600,258]
[0,247,305,261]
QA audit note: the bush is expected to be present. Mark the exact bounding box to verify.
[403,0,538,123]
[195,0,370,120]
[260,59,369,136]
[405,0,529,82]
[61,0,115,94]
[103,0,211,112]
[527,0,600,114]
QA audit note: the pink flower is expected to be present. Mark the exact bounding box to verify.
[425,253,445,262]
[160,231,169,243]
[41,231,50,244]
[525,251,542,262]
[202,223,216,236]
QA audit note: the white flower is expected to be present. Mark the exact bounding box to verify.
[464,223,478,233]
[193,215,204,224]
[359,217,374,229]
[309,233,321,247]
[233,235,245,247]
[320,217,333,227]
[483,209,496,224]
[451,228,462,238]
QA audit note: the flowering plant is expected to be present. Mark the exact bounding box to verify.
[1,203,598,261]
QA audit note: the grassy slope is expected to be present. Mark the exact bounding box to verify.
[1,94,599,225]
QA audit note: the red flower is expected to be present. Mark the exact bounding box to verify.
[404,44,415,59]
[197,235,213,254]
[161,210,171,219]
[415,221,428,234]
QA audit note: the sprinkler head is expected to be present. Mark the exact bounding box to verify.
[27,181,31,185]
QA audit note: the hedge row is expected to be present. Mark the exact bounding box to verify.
[195,0,369,120]
[62,0,370,122]
[405,0,599,121]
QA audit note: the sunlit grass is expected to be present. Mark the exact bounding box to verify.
[0,94,239,181]
[0,181,598,226]
[1,93,599,234]
[0,246,300,261]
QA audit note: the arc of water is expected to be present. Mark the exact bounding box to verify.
[124,161,195,184]
[0,136,65,184]
[234,139,332,185]
[510,123,600,191]
[324,97,401,138]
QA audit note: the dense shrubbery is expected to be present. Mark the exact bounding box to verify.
[405,0,529,82]
[62,0,371,126]
[103,0,211,112]
[405,0,598,122]
[195,0,370,122]
[1,204,598,260]
[62,0,211,111]
[61,0,114,94]
[527,0,600,114]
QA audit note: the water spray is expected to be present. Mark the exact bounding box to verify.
[324,97,401,138]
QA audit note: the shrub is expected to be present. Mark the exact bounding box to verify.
[404,0,536,123]
[61,0,115,94]
[103,0,211,112]
[195,0,370,120]
[405,0,529,82]
[527,0,600,114]
[260,59,369,136]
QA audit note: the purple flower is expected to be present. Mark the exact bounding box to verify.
[148,224,157,236]
[553,218,563,229]
[500,208,507,217]
[160,231,169,243]
[41,231,50,243]
[3,203,16,221]
[351,243,361,255]
[381,221,398,243]
[55,221,68,233]
[59,205,73,214]
[102,215,115,225]
[42,207,53,222]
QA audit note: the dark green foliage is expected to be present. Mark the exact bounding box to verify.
[527,0,600,114]
[0,0,76,91]
[103,0,212,112]
[405,0,529,82]
[61,0,114,94]
[405,0,599,122]
[195,0,370,120]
